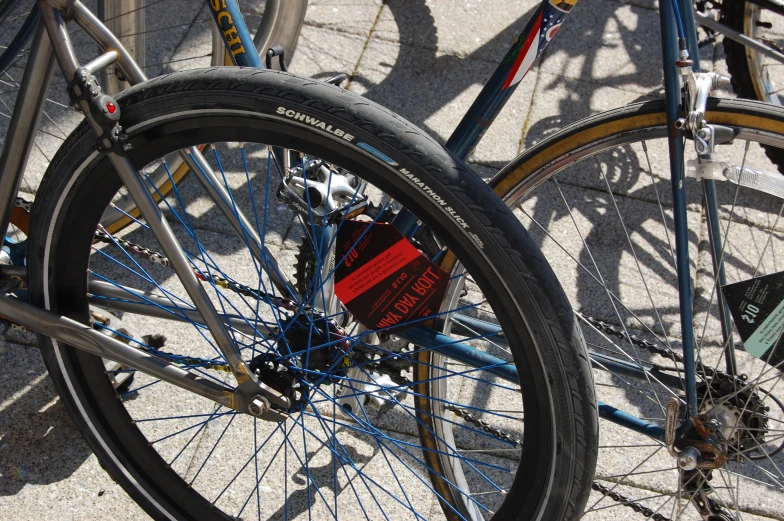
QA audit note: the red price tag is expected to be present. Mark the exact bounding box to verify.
[334,221,449,331]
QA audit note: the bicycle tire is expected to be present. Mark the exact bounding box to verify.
[27,67,597,521]
[99,0,307,234]
[489,97,784,520]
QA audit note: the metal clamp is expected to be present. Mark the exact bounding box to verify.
[68,64,127,152]
[686,159,725,181]
[683,71,729,135]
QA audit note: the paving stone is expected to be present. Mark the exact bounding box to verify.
[2,327,38,348]
[538,0,664,96]
[521,70,655,150]
[287,24,370,81]
[184,411,439,519]
[304,0,382,38]
[0,340,147,520]
[139,0,212,78]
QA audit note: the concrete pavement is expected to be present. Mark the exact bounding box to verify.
[2,0,780,520]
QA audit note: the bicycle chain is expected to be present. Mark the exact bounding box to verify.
[92,229,295,310]
[94,229,170,267]
[15,196,32,213]
[590,481,672,521]
[444,404,522,447]
[576,311,734,382]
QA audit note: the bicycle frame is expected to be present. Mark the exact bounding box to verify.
[0,0,546,423]
[391,0,713,437]
[0,0,714,441]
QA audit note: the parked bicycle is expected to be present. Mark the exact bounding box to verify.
[2,1,591,520]
[2,0,784,520]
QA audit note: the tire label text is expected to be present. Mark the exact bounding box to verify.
[276,107,355,142]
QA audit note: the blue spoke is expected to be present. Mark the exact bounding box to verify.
[302,386,376,520]
[169,406,226,466]
[121,377,161,398]
[289,397,472,518]
[240,144,270,357]
[93,323,230,386]
[149,172,281,354]
[213,421,288,505]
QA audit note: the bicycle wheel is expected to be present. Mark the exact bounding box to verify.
[0,0,306,236]
[720,0,784,107]
[27,67,597,521]
[719,0,784,171]
[489,98,784,520]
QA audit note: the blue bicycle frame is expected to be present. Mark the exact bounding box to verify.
[206,0,262,68]
[207,0,704,441]
[392,0,705,439]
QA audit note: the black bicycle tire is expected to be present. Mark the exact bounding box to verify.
[27,67,597,521]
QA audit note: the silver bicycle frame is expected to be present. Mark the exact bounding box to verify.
[0,0,291,418]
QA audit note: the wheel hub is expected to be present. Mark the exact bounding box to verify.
[275,313,350,382]
[700,403,745,444]
[697,374,769,456]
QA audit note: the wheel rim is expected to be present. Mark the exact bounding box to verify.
[743,2,783,106]
[38,108,556,520]
[493,109,784,520]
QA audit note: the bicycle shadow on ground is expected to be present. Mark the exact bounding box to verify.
[0,341,93,497]
[337,0,669,172]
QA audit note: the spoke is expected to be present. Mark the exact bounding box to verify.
[752,201,784,278]
[696,141,749,414]
[188,412,238,486]
[521,206,676,355]
[587,445,667,512]
[597,156,675,358]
